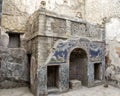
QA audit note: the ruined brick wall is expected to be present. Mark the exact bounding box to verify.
[0,0,31,88]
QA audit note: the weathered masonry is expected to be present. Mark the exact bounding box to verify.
[0,0,3,54]
[0,0,3,36]
[26,8,105,96]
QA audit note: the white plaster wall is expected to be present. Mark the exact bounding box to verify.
[85,0,120,24]
[106,18,120,66]
[106,18,120,41]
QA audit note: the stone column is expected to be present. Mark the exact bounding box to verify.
[36,9,48,96]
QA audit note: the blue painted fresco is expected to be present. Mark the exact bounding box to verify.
[49,38,103,64]
[49,40,76,64]
[90,49,101,58]
[89,43,102,61]
[53,49,67,61]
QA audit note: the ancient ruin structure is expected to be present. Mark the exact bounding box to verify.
[0,0,107,96]
[27,8,105,95]
[0,7,105,95]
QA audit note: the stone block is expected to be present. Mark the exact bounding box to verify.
[2,15,27,32]
[69,80,82,89]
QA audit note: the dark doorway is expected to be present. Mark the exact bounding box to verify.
[27,53,31,86]
[47,66,59,88]
[94,63,101,80]
[69,48,88,86]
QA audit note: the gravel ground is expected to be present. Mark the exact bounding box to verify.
[0,85,120,96]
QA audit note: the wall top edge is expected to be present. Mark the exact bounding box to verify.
[38,8,87,24]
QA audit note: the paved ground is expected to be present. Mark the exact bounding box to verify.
[0,85,120,96]
[49,85,120,96]
[0,87,33,96]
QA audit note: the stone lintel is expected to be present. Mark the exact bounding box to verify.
[6,31,24,35]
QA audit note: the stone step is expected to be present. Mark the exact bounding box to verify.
[48,87,60,95]
[69,80,82,89]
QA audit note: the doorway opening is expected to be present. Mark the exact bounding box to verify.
[47,65,59,89]
[94,63,101,80]
[27,53,31,87]
[69,48,88,86]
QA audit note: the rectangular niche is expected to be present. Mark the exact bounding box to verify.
[47,65,59,88]
[8,32,21,48]
[94,63,101,81]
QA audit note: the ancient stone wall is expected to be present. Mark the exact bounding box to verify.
[105,18,120,87]
[2,0,30,33]
[0,48,29,88]
[85,1,120,70]
[1,0,119,93]
[0,32,30,88]
[26,9,105,95]
[0,0,31,88]
[106,18,120,66]
[85,0,120,87]
[1,0,85,35]
[27,37,38,93]
[0,0,3,51]
[27,8,104,41]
